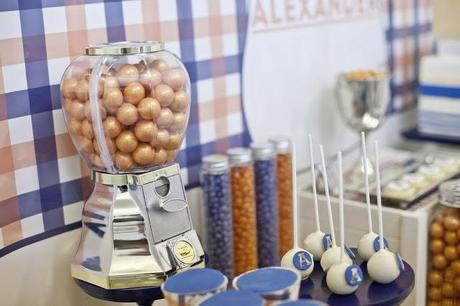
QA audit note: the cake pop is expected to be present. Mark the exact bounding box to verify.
[302,135,326,260]
[319,145,352,271]
[367,141,404,284]
[357,132,388,261]
[326,152,363,295]
[281,142,314,279]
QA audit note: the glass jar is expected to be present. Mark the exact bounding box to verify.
[427,180,460,306]
[60,41,190,173]
[227,148,258,276]
[269,137,293,258]
[201,155,234,279]
[251,142,279,267]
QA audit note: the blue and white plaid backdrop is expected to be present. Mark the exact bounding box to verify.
[0,0,433,256]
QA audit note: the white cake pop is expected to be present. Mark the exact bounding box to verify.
[326,152,363,295]
[367,141,404,284]
[357,132,382,261]
[318,145,352,271]
[281,142,314,279]
[302,135,326,260]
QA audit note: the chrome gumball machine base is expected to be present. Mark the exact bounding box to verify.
[71,164,205,303]
[74,278,162,306]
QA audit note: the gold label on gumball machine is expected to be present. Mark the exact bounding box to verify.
[173,240,195,264]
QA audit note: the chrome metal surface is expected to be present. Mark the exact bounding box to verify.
[335,73,390,133]
[71,164,205,289]
[85,41,164,56]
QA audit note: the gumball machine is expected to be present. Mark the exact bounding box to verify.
[60,42,205,298]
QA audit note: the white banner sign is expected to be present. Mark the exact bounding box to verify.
[243,0,387,165]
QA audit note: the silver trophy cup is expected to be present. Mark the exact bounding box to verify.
[335,72,390,178]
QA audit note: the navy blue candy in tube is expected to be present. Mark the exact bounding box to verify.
[201,155,234,278]
[199,289,263,306]
[251,142,279,267]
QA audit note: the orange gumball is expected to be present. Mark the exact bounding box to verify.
[123,82,145,104]
[155,84,174,107]
[137,97,160,120]
[163,68,186,90]
[79,136,94,154]
[444,246,458,261]
[103,76,119,89]
[441,283,456,298]
[132,143,155,166]
[134,121,157,142]
[428,287,442,301]
[62,77,78,99]
[157,108,174,129]
[444,268,456,282]
[430,239,445,254]
[116,103,138,126]
[151,129,170,148]
[68,118,82,135]
[431,223,444,239]
[153,148,167,165]
[444,215,460,231]
[81,120,94,140]
[116,131,138,153]
[139,68,162,89]
[115,151,134,171]
[445,231,458,245]
[454,277,460,291]
[151,59,169,72]
[433,254,448,270]
[428,270,444,286]
[75,79,89,101]
[103,87,124,110]
[170,90,189,112]
[116,64,138,86]
[451,260,460,274]
[103,116,122,138]
[70,100,86,121]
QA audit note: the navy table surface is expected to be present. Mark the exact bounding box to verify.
[298,249,415,306]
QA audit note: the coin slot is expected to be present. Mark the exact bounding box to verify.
[154,176,170,197]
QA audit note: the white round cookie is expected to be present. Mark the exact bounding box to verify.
[383,180,416,198]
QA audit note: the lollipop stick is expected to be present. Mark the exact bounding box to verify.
[374,141,384,251]
[292,141,299,248]
[338,152,345,262]
[320,145,336,247]
[361,132,373,234]
[309,135,321,233]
